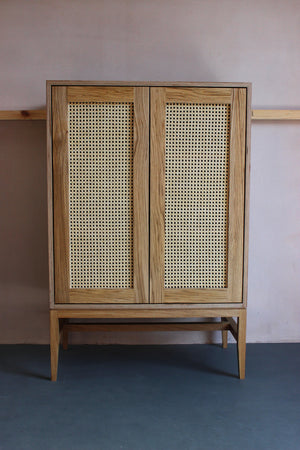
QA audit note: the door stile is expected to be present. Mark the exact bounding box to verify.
[150,88,166,303]
[52,86,70,303]
[133,87,150,303]
[227,88,246,301]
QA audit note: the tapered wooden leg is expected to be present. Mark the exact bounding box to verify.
[237,310,247,379]
[50,310,60,381]
[221,317,228,348]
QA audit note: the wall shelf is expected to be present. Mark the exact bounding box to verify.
[0,110,46,120]
[0,109,300,121]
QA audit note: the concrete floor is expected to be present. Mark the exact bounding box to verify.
[0,343,299,450]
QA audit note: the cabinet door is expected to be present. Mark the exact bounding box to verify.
[51,86,149,304]
[150,87,246,303]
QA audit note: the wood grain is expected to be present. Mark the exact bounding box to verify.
[227,316,238,341]
[243,85,252,307]
[51,85,150,304]
[0,109,46,120]
[221,317,228,348]
[52,87,70,303]
[150,87,247,304]
[67,86,134,102]
[163,289,237,303]
[55,307,244,319]
[3,108,300,121]
[227,88,246,302]
[46,81,251,380]
[150,88,166,303]
[69,289,135,303]
[47,83,55,307]
[165,87,232,103]
[50,310,60,381]
[51,302,248,310]
[63,321,230,333]
[237,309,247,379]
[252,109,300,120]
[133,87,150,303]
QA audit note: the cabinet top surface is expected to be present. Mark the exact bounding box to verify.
[47,81,251,88]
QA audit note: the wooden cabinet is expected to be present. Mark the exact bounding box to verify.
[47,81,251,381]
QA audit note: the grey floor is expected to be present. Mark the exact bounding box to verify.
[0,344,299,450]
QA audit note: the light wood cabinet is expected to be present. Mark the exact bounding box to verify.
[47,81,251,381]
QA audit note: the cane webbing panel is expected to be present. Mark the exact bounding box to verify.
[165,103,230,289]
[68,102,134,289]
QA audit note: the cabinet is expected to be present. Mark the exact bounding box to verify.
[47,81,251,381]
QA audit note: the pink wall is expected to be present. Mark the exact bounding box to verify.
[0,0,299,343]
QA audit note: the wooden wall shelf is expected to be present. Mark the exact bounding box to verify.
[0,110,46,120]
[251,110,300,120]
[0,109,300,121]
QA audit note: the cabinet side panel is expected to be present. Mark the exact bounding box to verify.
[243,85,252,306]
[52,87,70,303]
[47,82,54,307]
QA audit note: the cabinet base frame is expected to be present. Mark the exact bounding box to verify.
[50,308,246,381]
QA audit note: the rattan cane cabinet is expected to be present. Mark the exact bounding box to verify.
[47,81,251,381]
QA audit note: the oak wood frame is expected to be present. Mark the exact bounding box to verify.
[47,81,251,381]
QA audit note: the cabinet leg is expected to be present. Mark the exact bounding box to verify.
[237,310,247,379]
[221,317,228,348]
[50,310,60,381]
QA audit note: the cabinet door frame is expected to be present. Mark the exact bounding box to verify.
[150,87,247,304]
[50,85,149,304]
